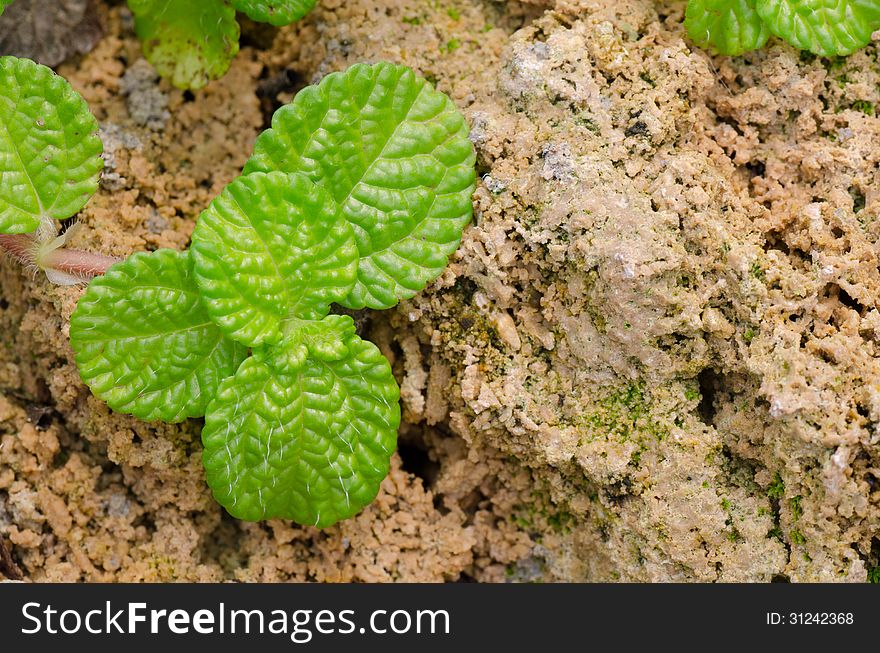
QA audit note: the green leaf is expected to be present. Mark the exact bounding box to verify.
[202,334,401,526]
[245,62,477,310]
[0,1,13,16]
[191,171,358,348]
[0,56,103,234]
[756,0,880,56]
[128,0,240,90]
[252,314,357,374]
[685,0,771,55]
[230,0,315,26]
[70,249,248,423]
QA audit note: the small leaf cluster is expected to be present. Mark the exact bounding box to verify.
[0,0,314,88]
[127,0,317,90]
[69,62,477,526]
[685,0,880,57]
[0,56,104,280]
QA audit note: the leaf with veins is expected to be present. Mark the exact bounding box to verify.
[202,333,400,526]
[0,56,103,234]
[756,0,880,56]
[231,0,315,26]
[70,249,247,422]
[245,62,476,310]
[191,171,359,348]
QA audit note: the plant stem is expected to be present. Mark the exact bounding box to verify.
[0,232,118,281]
[42,243,120,279]
[0,234,33,264]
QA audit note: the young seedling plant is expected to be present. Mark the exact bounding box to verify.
[127,0,321,90]
[0,55,476,527]
[685,0,880,57]
[0,0,317,89]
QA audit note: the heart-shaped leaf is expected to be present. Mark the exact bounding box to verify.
[756,0,880,56]
[128,0,240,90]
[230,0,315,26]
[245,62,477,310]
[202,333,401,526]
[685,0,771,55]
[191,171,359,348]
[70,249,248,422]
[0,56,103,234]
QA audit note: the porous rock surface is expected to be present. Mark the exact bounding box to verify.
[0,0,878,582]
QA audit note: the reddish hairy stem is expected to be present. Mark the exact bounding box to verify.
[42,244,120,278]
[0,232,118,280]
[0,234,34,265]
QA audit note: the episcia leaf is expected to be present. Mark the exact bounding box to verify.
[252,314,357,374]
[0,56,103,234]
[202,333,401,526]
[685,0,771,55]
[756,0,880,56]
[127,0,240,90]
[230,0,316,26]
[245,62,477,310]
[70,249,248,422]
[191,171,358,348]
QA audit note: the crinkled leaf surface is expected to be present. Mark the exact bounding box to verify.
[0,56,102,234]
[756,0,880,56]
[685,0,771,55]
[231,0,315,26]
[70,249,248,422]
[191,171,358,348]
[245,62,477,310]
[128,0,240,90]
[202,334,401,526]
[252,314,357,375]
